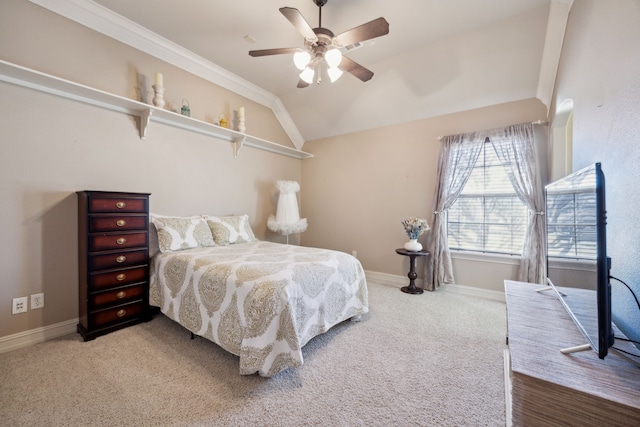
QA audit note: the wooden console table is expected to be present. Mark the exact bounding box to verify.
[505,280,640,426]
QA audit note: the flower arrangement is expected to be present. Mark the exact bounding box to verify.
[401,217,430,240]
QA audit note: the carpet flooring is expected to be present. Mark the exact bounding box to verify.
[0,281,508,426]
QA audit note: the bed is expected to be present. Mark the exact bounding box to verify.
[148,214,369,377]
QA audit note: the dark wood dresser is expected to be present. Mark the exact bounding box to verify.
[77,191,151,341]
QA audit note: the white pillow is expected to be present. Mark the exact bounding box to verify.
[150,214,215,252]
[203,214,257,246]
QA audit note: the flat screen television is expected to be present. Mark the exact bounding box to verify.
[545,162,614,359]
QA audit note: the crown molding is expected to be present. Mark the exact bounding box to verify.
[536,0,574,116]
[272,97,305,145]
[28,0,306,150]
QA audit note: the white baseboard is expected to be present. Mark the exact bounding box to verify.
[0,318,77,354]
[365,270,506,303]
[364,270,408,287]
[443,282,506,303]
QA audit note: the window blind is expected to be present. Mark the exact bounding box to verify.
[447,141,528,255]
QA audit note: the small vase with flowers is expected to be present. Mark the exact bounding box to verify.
[401,217,430,251]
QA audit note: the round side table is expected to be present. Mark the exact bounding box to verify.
[395,248,431,294]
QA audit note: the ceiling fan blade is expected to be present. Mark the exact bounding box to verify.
[279,7,317,41]
[340,56,374,82]
[334,17,389,46]
[297,79,310,89]
[249,47,299,57]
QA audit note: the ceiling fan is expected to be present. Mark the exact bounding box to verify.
[248,0,389,88]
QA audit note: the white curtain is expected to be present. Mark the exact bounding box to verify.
[489,123,546,284]
[424,132,485,290]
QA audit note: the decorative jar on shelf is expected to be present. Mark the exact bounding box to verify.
[181,99,190,117]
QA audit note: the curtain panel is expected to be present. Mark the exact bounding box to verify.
[424,132,485,291]
[488,123,546,284]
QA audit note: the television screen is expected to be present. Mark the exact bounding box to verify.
[545,163,614,359]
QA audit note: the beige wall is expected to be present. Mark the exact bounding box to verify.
[0,0,301,337]
[301,98,547,292]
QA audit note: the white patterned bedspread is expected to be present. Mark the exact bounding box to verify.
[149,241,369,376]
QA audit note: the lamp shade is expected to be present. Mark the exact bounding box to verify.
[328,66,343,82]
[324,48,342,67]
[267,180,308,236]
[299,66,315,84]
[293,51,311,70]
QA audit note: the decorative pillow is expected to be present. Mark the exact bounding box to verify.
[203,214,257,246]
[150,214,215,252]
[149,222,160,258]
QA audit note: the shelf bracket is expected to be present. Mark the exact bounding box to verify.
[232,136,246,158]
[140,109,153,139]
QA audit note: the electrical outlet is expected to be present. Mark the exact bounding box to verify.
[12,297,28,314]
[31,293,44,310]
[351,250,357,258]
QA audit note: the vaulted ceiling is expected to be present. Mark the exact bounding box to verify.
[39,0,570,147]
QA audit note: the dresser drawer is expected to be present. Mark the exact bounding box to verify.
[89,215,148,233]
[89,232,147,252]
[90,284,146,308]
[89,197,148,214]
[90,266,147,291]
[90,249,148,271]
[90,301,145,328]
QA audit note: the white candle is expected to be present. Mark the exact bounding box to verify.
[238,107,245,119]
[154,72,163,87]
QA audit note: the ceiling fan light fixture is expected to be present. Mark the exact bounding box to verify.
[293,50,311,70]
[328,66,343,83]
[324,48,342,68]
[300,66,315,84]
[249,2,389,88]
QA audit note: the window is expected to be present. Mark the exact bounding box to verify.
[447,141,528,255]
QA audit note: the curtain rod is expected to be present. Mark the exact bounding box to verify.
[436,119,549,141]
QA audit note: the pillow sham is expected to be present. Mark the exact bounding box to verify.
[150,214,215,252]
[203,214,257,246]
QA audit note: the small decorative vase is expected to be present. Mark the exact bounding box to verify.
[152,85,165,109]
[404,239,422,252]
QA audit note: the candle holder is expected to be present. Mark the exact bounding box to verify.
[152,84,165,109]
[238,117,246,134]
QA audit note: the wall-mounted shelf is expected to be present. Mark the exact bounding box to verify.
[0,59,312,159]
